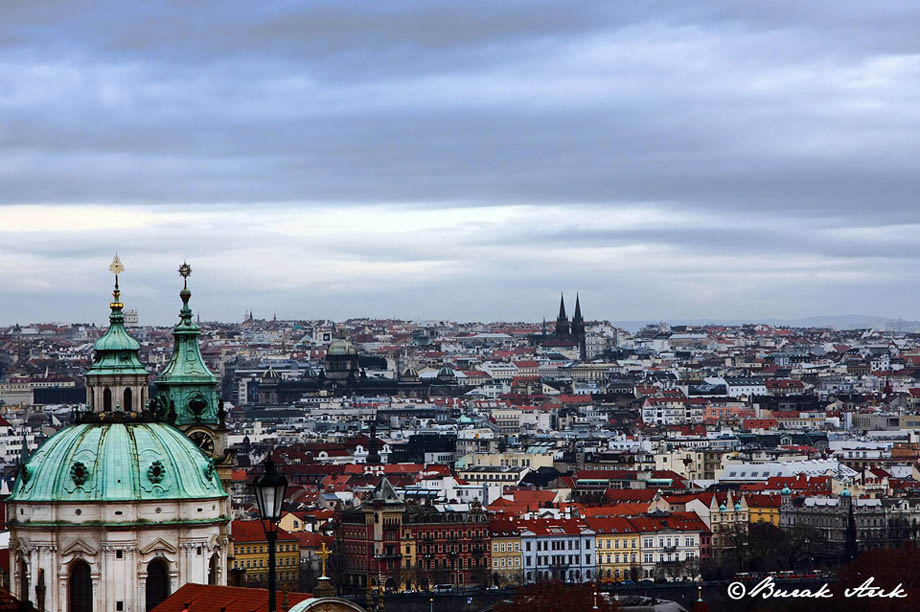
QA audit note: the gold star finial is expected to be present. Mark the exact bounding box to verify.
[179,261,192,289]
[108,255,125,308]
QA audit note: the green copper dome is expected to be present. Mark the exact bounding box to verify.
[86,278,148,376]
[10,422,226,503]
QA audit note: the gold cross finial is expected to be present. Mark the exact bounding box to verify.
[318,541,332,578]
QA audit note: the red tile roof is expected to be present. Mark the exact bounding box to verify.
[231,520,298,543]
[151,584,313,612]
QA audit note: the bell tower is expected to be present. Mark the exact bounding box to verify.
[85,256,150,413]
[154,262,234,489]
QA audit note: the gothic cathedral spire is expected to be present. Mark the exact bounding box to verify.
[555,293,570,336]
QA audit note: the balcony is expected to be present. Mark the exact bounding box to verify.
[663,545,677,553]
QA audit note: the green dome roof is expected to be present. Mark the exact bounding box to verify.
[86,282,148,376]
[10,423,225,503]
[327,339,357,356]
[94,324,141,352]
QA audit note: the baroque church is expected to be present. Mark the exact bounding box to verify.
[8,259,232,612]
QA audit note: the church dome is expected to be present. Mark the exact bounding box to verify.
[93,323,141,352]
[327,339,358,356]
[10,422,225,503]
[263,366,282,380]
[87,279,148,376]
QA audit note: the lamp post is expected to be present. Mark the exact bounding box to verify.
[804,538,810,571]
[253,456,288,612]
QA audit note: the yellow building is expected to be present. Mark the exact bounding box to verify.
[231,520,301,590]
[279,511,306,533]
[400,527,417,591]
[587,517,641,582]
[746,493,781,526]
[489,521,524,586]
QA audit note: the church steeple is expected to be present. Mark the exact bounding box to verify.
[572,293,587,361]
[555,293,570,336]
[85,256,149,413]
[156,261,220,426]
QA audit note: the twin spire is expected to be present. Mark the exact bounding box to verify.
[556,292,584,323]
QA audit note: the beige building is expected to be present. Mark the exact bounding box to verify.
[460,452,554,471]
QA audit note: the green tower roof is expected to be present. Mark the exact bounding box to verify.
[156,262,221,427]
[10,422,226,503]
[86,271,148,377]
[158,263,217,384]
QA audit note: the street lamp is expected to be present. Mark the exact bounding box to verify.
[253,456,288,612]
[804,539,810,571]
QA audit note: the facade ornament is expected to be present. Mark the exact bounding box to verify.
[147,460,166,484]
[70,461,89,486]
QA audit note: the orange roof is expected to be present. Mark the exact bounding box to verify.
[231,520,298,543]
[604,489,658,503]
[584,516,639,534]
[294,532,334,549]
[151,584,312,612]
[582,503,651,517]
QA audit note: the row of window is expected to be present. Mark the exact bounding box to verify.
[419,543,481,553]
[602,553,638,564]
[410,558,487,570]
[529,554,592,566]
[526,539,591,552]
[415,529,487,539]
[600,539,637,549]
[244,571,299,582]
[642,537,696,548]
[233,556,299,569]
[235,543,297,554]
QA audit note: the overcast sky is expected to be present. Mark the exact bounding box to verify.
[3,1,920,326]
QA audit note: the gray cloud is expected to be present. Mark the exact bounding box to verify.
[3,1,920,323]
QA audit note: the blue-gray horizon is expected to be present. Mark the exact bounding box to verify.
[3,1,920,324]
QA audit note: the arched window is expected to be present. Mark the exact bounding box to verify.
[208,553,219,585]
[69,560,92,612]
[124,388,133,412]
[145,559,170,612]
[103,388,112,412]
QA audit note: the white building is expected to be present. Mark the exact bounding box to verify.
[520,518,596,584]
